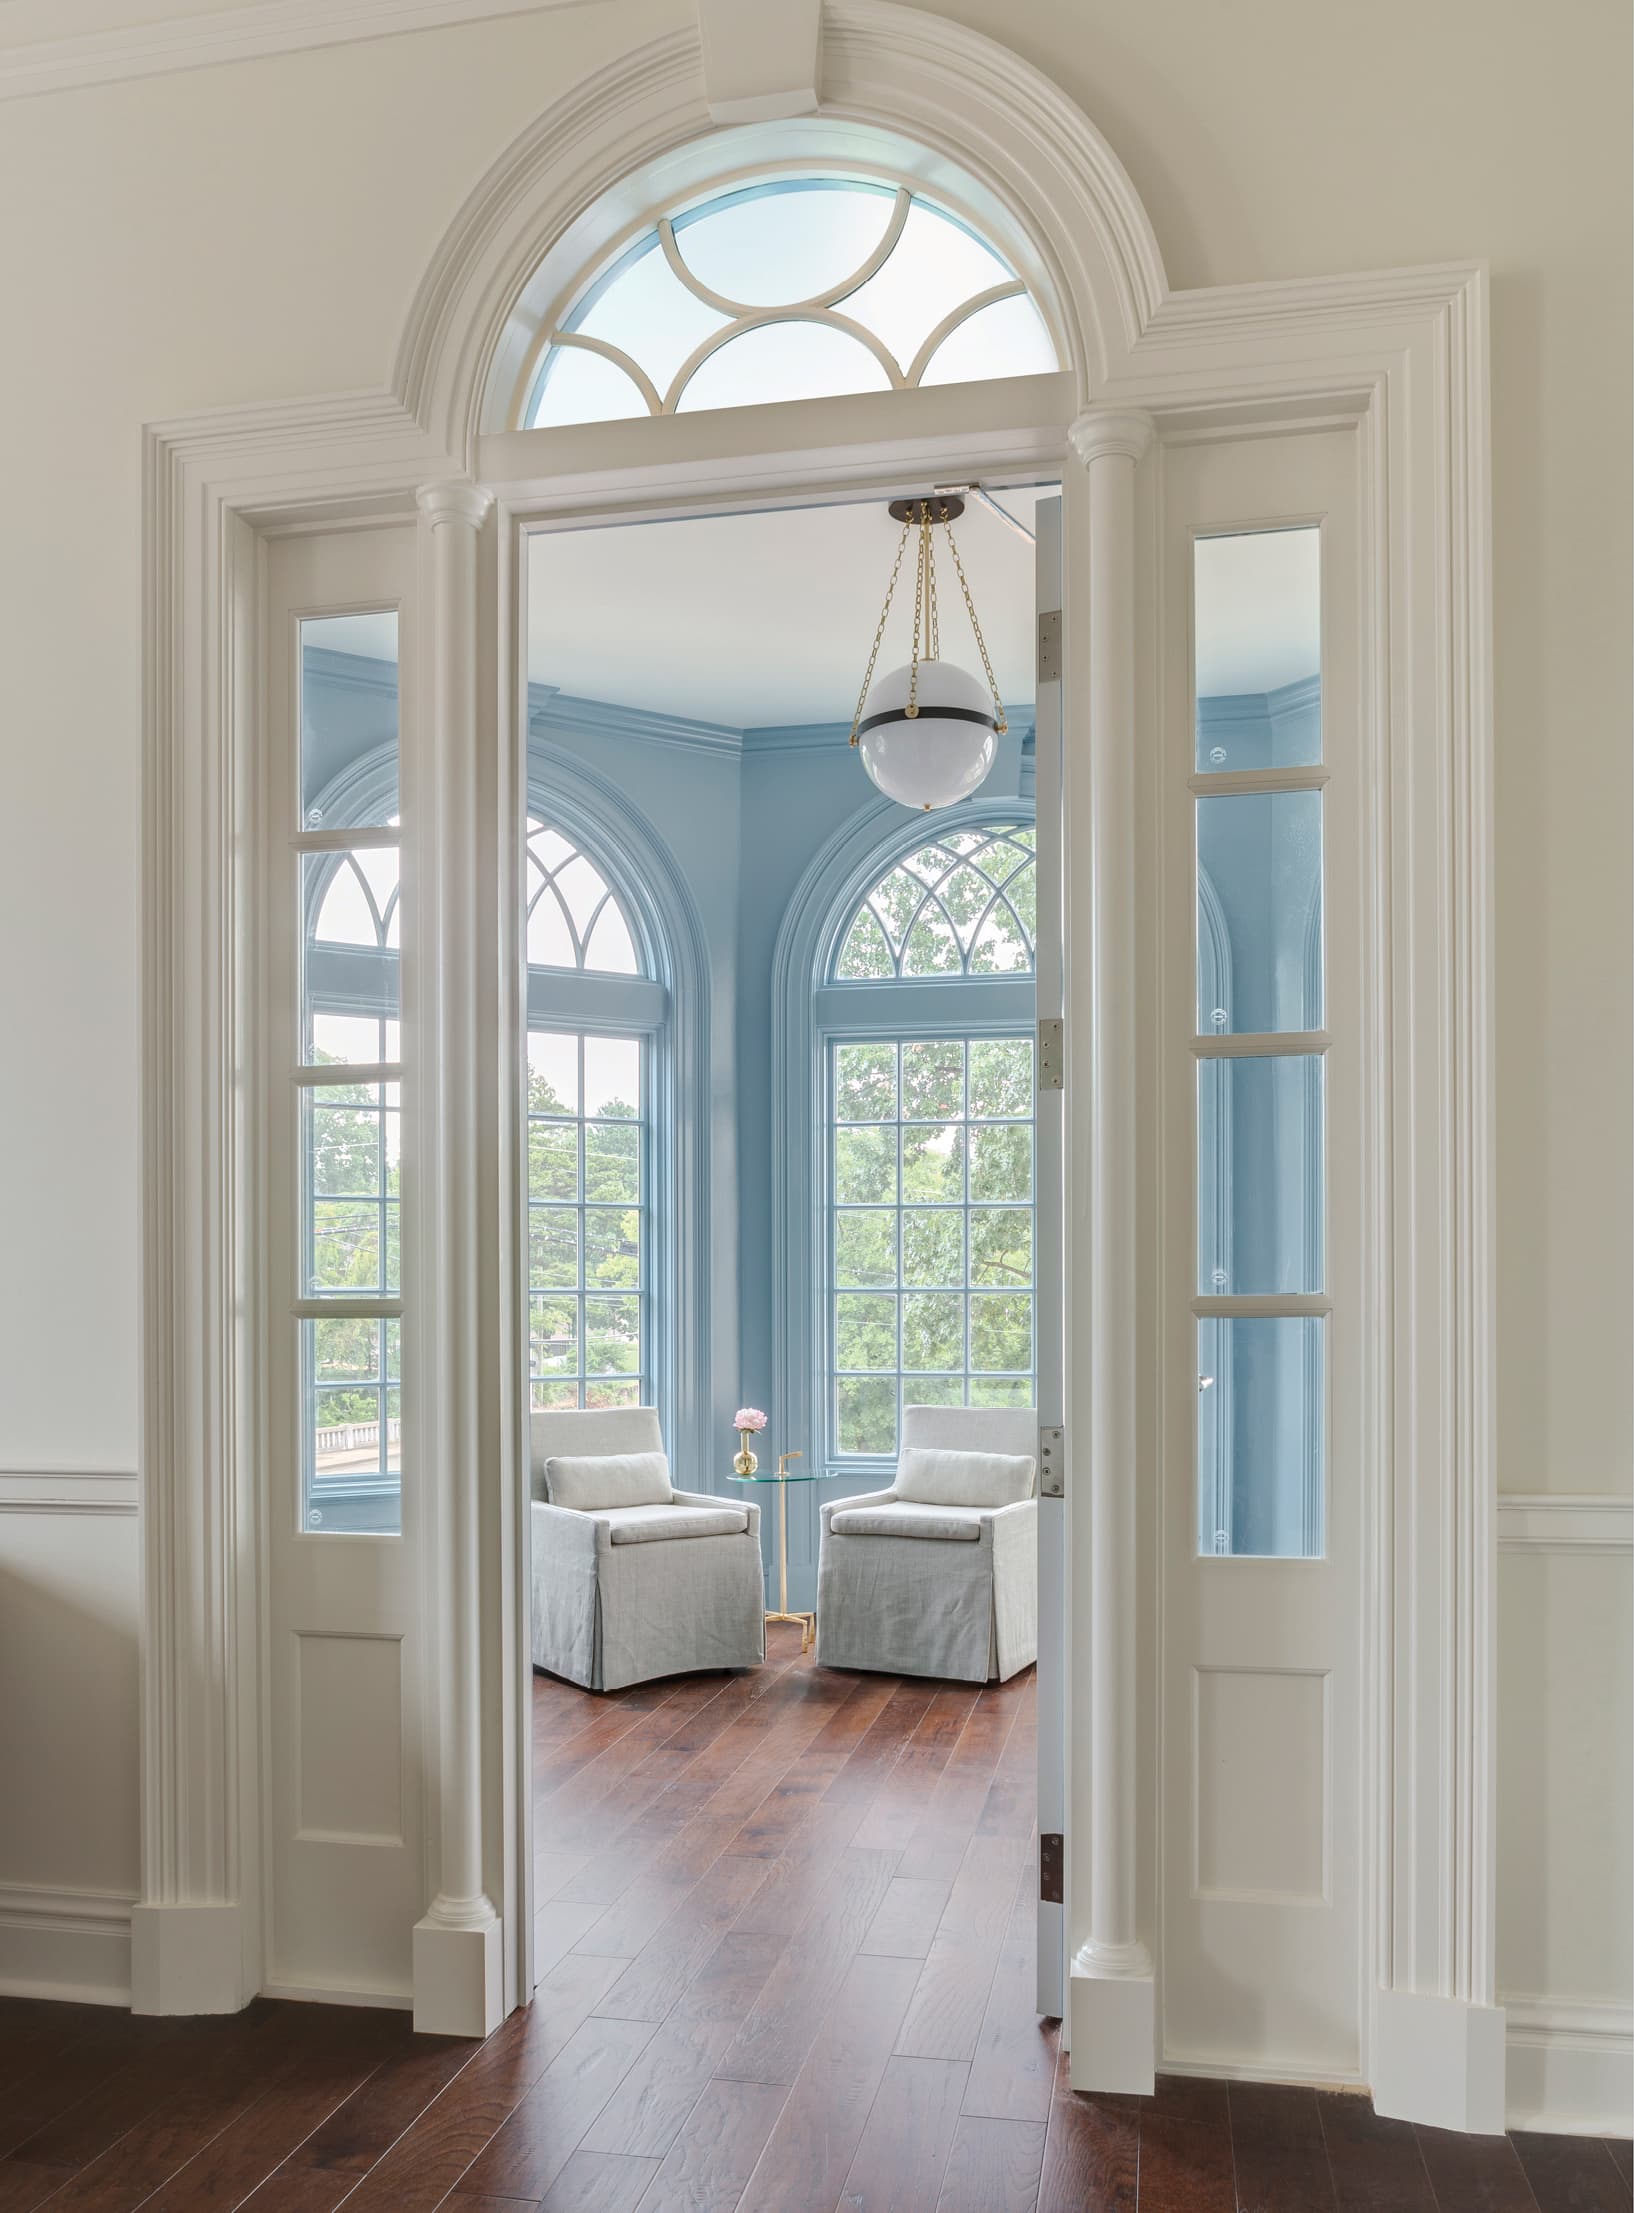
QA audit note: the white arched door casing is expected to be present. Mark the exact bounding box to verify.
[139,0,1497,2130]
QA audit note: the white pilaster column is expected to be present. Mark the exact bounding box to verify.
[1065,407,1156,2093]
[411,478,504,2038]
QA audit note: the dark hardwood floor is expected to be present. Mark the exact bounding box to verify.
[0,1627,1627,2209]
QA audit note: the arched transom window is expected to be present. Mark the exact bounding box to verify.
[823,819,1038,1463]
[835,823,1036,981]
[526,820,642,974]
[527,178,1058,428]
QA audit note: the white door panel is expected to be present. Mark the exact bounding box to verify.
[1159,428,1362,2076]
[264,526,422,2002]
[1032,493,1066,2020]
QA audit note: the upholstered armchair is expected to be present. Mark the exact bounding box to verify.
[816,1404,1037,1684]
[530,1406,765,1692]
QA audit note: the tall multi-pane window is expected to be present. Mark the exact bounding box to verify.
[1192,528,1327,1558]
[524,819,654,1410]
[824,823,1037,1464]
[296,615,403,1533]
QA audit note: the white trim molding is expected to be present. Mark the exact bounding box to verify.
[0,1466,137,1514]
[1497,1493,1634,1554]
[0,1884,136,2005]
[1504,1997,1634,2137]
[138,0,1496,2114]
[0,0,591,104]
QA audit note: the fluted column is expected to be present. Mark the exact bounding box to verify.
[411,478,503,2036]
[1065,407,1156,2092]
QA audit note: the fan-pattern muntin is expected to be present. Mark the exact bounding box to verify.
[527,179,1057,426]
[835,824,1036,981]
[525,820,643,976]
[314,849,401,950]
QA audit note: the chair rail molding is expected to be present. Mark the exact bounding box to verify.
[139,0,1496,2122]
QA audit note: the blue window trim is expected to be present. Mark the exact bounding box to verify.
[770,795,1038,1581]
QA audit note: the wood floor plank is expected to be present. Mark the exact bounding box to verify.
[1228,2081,1338,2213]
[1607,2140,1634,2190]
[666,1928,787,2028]
[734,1952,922,2213]
[894,1833,1030,2063]
[860,1877,954,1961]
[592,1856,772,2024]
[0,2161,77,2213]
[1137,2114,1237,2213]
[716,1847,904,2085]
[631,2078,789,2213]
[959,1848,1055,2123]
[851,1691,983,1855]
[1413,2125,1543,2213]
[893,1697,1024,1886]
[540,2150,665,2211]
[580,2019,736,2160]
[1317,2089,1436,2213]
[933,2115,1047,2213]
[338,1952,632,2213]
[5,2015,219,2171]
[454,2013,658,2203]
[1510,2130,1632,2213]
[834,2053,969,2213]
[280,2026,476,2178]
[1035,2087,1137,2212]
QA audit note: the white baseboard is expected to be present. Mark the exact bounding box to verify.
[130,1899,252,2015]
[0,1882,135,2004]
[1505,1996,1634,2136]
[1373,1989,1508,2135]
[261,1979,413,2010]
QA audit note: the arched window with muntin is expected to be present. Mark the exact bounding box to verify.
[523,175,1060,429]
[822,817,1038,1466]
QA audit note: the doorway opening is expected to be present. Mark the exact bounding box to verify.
[513,484,1066,2088]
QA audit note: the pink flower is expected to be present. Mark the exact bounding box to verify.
[733,1407,768,1432]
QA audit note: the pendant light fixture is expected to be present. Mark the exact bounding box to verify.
[849,496,1009,812]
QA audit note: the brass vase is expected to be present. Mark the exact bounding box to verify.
[733,1430,759,1477]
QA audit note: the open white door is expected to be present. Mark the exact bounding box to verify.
[1032,493,1067,2019]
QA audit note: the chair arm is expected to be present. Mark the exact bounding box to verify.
[532,1497,612,1558]
[980,1495,1037,1562]
[821,1486,897,1535]
[671,1488,760,1539]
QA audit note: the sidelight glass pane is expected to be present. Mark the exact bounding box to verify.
[302,1083,399,1298]
[1197,1056,1323,1295]
[302,1316,401,1535]
[1197,1317,1323,1559]
[1196,790,1324,1035]
[299,612,399,828]
[1193,528,1321,771]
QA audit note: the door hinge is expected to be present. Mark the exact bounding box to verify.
[1038,1425,1064,1497]
[1037,608,1061,685]
[1039,1831,1064,1905]
[1037,1017,1063,1090]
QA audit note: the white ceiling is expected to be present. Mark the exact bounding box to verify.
[527,489,1052,731]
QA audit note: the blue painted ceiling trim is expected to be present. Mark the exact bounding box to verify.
[1196,672,1321,726]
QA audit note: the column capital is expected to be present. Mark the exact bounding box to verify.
[1068,408,1156,470]
[416,478,494,529]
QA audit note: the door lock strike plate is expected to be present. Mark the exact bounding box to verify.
[1037,1018,1064,1091]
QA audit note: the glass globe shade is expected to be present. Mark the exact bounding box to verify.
[856,657,999,811]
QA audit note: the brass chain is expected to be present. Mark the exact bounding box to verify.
[906,504,930,719]
[943,517,1009,734]
[849,513,914,745]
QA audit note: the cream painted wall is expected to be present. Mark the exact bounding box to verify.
[0,0,1626,2107]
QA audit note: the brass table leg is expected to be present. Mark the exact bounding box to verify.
[763,1474,816,1653]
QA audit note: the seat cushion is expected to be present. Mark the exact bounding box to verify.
[895,1445,1035,1510]
[601,1502,749,1545]
[830,1501,985,1542]
[545,1449,672,1511]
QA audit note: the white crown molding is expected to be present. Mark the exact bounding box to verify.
[1497,1493,1633,1553]
[0,1466,138,1514]
[0,0,598,104]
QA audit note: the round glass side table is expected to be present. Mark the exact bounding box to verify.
[729,1452,819,1652]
